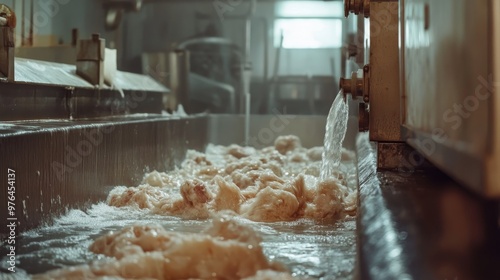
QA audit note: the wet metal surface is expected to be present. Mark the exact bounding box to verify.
[0,83,165,121]
[14,58,168,92]
[0,115,208,235]
[0,58,169,121]
[356,134,413,280]
[376,142,414,170]
[356,133,500,280]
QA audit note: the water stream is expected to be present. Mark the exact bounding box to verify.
[320,91,349,181]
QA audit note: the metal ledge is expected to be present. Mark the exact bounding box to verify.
[13,58,168,92]
[0,58,169,121]
[0,83,165,121]
[402,125,488,197]
[356,133,500,280]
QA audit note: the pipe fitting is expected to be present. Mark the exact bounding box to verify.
[0,4,16,28]
[344,0,370,18]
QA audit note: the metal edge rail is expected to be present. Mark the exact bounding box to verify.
[356,132,500,280]
[0,115,208,237]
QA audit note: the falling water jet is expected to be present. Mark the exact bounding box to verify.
[320,90,349,180]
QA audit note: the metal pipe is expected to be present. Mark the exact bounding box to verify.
[242,0,255,143]
[242,0,256,116]
[241,18,252,113]
[258,17,269,81]
[177,37,236,49]
[244,91,250,145]
[399,0,406,125]
[271,31,283,82]
[21,0,25,46]
[244,18,251,61]
[29,0,33,46]
[244,1,256,60]
[168,49,190,113]
[267,30,283,112]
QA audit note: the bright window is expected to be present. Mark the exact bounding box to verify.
[275,1,344,17]
[274,19,342,49]
[274,1,343,49]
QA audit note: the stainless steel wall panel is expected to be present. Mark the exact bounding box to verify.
[402,0,498,196]
[0,116,208,236]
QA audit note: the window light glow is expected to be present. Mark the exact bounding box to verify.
[275,1,344,17]
[274,19,342,49]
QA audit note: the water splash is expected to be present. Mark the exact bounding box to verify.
[320,91,349,180]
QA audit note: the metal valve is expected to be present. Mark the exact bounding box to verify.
[340,65,370,132]
[339,65,370,103]
[344,0,370,18]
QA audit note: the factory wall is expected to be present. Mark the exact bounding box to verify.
[4,0,344,95]
[3,0,105,47]
[120,0,343,82]
[2,0,350,115]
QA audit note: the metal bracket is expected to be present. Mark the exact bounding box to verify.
[0,26,14,81]
[344,0,370,18]
[76,34,105,87]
